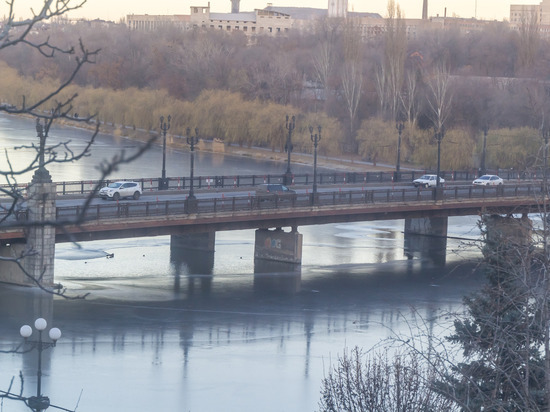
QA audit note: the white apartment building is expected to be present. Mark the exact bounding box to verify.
[127,2,292,36]
[510,0,550,24]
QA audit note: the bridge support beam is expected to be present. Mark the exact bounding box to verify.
[404,217,448,265]
[171,232,216,252]
[254,227,302,264]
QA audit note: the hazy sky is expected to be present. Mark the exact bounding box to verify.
[21,0,539,22]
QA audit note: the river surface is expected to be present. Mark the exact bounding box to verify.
[0,114,486,412]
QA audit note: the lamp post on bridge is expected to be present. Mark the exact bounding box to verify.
[284,115,295,186]
[19,318,62,412]
[33,119,52,184]
[185,127,200,213]
[159,115,171,190]
[309,124,321,205]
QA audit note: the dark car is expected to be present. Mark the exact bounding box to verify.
[256,184,296,202]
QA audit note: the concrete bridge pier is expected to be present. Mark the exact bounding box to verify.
[24,181,57,287]
[254,227,303,264]
[0,181,57,287]
[404,217,448,266]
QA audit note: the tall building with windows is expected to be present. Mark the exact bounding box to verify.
[510,0,550,24]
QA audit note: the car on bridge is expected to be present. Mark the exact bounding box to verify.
[99,181,142,201]
[412,174,445,188]
[256,184,296,202]
[472,175,504,186]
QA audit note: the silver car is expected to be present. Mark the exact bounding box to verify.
[472,175,504,186]
[99,181,142,201]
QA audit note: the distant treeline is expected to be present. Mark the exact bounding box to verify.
[0,19,548,171]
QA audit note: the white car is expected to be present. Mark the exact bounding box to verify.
[99,181,142,201]
[473,175,504,186]
[412,174,445,188]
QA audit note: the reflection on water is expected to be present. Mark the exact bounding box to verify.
[0,218,485,412]
[0,113,319,182]
[253,259,302,295]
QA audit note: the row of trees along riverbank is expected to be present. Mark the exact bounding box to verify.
[0,61,544,172]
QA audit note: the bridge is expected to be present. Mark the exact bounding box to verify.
[0,174,545,288]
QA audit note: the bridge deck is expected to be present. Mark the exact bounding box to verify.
[0,184,542,243]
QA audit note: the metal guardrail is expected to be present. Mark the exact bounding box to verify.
[48,184,544,222]
[3,169,543,197]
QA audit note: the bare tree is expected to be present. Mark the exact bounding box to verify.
[399,68,420,127]
[425,63,453,133]
[516,6,540,72]
[339,18,363,152]
[0,3,155,409]
[383,0,407,120]
[319,346,454,411]
[0,1,154,297]
[374,63,388,116]
[312,18,340,108]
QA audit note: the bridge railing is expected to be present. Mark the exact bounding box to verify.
[4,169,542,198]
[50,183,545,223]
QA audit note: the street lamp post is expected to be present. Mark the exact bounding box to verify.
[284,115,295,186]
[33,119,52,184]
[185,127,200,213]
[395,121,404,182]
[19,318,61,412]
[309,125,321,205]
[159,115,171,190]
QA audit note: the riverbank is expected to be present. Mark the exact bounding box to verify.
[99,121,397,174]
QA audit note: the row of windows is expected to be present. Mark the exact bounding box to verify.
[210,25,288,33]
[129,20,186,30]
[129,18,291,34]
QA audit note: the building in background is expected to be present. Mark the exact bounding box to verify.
[127,2,293,35]
[128,0,534,41]
[510,0,548,24]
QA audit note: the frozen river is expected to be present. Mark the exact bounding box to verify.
[0,114,485,411]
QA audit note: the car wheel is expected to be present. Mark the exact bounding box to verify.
[425,183,429,188]
[133,191,140,200]
[113,192,120,201]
